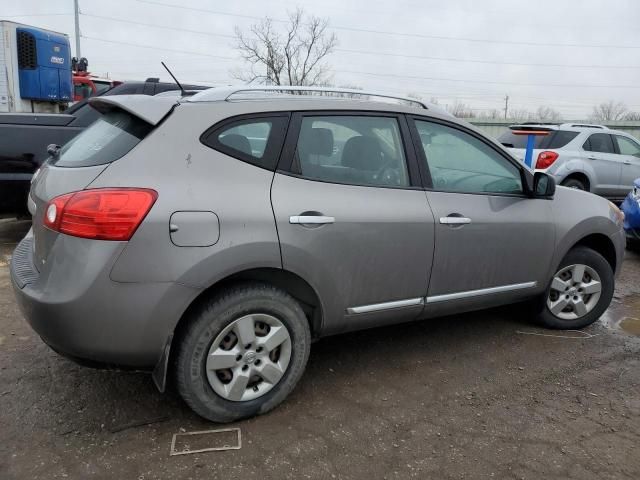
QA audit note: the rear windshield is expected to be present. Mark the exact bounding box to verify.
[52,110,152,167]
[498,130,579,149]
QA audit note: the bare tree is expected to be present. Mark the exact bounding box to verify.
[624,111,640,121]
[590,100,627,122]
[478,109,502,120]
[535,106,562,122]
[510,108,533,122]
[447,101,476,118]
[233,8,337,86]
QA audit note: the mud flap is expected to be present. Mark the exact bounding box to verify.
[152,333,173,392]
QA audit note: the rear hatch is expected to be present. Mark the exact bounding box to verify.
[498,127,579,169]
[29,95,177,269]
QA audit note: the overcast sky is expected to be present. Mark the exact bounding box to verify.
[4,0,640,118]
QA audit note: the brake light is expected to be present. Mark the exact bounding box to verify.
[535,151,559,169]
[43,188,157,241]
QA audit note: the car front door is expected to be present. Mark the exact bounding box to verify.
[271,112,435,335]
[408,117,555,314]
[583,133,621,197]
[613,134,640,194]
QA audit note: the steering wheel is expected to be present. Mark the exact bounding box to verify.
[373,153,401,185]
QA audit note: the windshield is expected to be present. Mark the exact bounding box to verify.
[52,110,152,167]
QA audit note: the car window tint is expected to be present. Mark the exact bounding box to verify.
[219,121,272,159]
[295,116,409,187]
[53,110,152,167]
[498,129,578,149]
[415,120,522,194]
[202,116,288,171]
[615,135,640,156]
[547,130,579,149]
[583,133,615,154]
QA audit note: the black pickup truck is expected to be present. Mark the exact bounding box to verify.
[0,79,206,214]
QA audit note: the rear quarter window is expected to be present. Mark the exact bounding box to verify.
[52,110,152,167]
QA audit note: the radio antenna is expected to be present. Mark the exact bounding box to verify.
[161,61,185,97]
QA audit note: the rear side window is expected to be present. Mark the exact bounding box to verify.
[498,129,578,149]
[201,116,289,171]
[53,110,152,167]
[583,133,615,153]
[293,115,409,187]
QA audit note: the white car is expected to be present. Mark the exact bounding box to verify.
[499,123,640,201]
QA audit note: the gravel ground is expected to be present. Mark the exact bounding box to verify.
[1,219,639,480]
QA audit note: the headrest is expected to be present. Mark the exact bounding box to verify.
[299,127,334,156]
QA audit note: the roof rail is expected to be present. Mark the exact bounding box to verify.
[187,85,429,109]
[560,123,608,130]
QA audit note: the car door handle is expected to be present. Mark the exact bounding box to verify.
[289,215,335,225]
[624,160,632,165]
[440,216,471,225]
[587,155,598,160]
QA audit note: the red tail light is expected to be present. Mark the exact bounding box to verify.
[535,151,559,169]
[43,188,158,241]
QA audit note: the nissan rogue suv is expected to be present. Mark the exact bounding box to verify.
[11,87,625,422]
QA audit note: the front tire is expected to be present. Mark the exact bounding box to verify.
[537,247,614,329]
[175,283,311,423]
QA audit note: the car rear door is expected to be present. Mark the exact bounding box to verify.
[408,116,555,314]
[583,133,621,196]
[613,134,640,193]
[271,112,435,335]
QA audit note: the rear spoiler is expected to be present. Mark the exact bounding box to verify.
[88,95,178,125]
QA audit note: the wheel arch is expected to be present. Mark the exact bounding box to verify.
[152,267,324,392]
[570,233,617,273]
[561,171,591,191]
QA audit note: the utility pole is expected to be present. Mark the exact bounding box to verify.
[73,0,81,58]
[504,94,509,120]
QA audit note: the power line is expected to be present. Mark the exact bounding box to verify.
[81,13,235,39]
[335,48,640,70]
[80,12,640,71]
[81,35,238,60]
[3,13,71,18]
[338,69,640,90]
[130,0,640,50]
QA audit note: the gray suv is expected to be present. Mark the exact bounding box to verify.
[10,87,625,422]
[499,123,640,201]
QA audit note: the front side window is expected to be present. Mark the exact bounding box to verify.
[615,135,640,156]
[202,116,288,170]
[583,133,615,153]
[294,115,409,187]
[415,120,522,194]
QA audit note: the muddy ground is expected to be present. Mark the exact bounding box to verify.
[1,218,639,479]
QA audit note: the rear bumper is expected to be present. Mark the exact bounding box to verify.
[10,232,200,368]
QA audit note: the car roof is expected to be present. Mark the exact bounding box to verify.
[186,85,453,117]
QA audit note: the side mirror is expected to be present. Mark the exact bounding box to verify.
[47,144,61,158]
[533,172,555,198]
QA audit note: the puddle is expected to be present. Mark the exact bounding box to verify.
[602,294,640,337]
[620,317,640,336]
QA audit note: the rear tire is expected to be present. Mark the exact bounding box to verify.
[561,177,587,191]
[536,247,614,329]
[175,283,311,423]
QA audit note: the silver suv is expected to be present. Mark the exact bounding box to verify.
[499,123,640,201]
[11,87,625,422]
